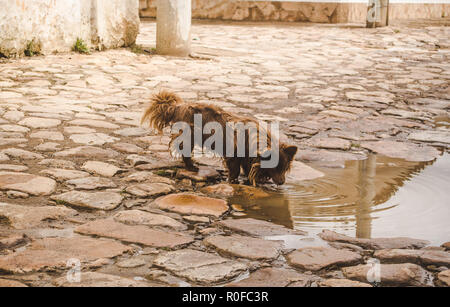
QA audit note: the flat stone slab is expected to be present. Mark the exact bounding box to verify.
[153,249,247,284]
[53,272,152,287]
[201,183,270,198]
[0,164,28,172]
[40,168,90,181]
[0,237,131,274]
[342,263,431,286]
[0,172,57,195]
[318,278,372,287]
[67,119,120,129]
[360,140,439,162]
[66,177,117,190]
[0,279,28,287]
[1,148,44,160]
[226,267,316,287]
[437,270,450,287]
[374,249,450,266]
[124,171,174,185]
[287,247,362,271]
[82,161,122,177]
[70,133,119,146]
[125,182,174,198]
[308,137,351,150]
[113,209,186,230]
[319,230,429,250]
[75,218,194,248]
[155,193,229,217]
[18,117,61,129]
[286,161,325,183]
[204,235,283,261]
[0,203,76,229]
[298,149,367,162]
[51,191,123,211]
[54,146,119,159]
[30,130,64,141]
[217,218,306,237]
[408,130,450,145]
[176,166,220,182]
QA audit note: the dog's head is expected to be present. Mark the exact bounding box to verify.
[250,144,298,186]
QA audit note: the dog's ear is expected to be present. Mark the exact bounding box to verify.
[283,145,298,159]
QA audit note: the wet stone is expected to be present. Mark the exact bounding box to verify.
[204,235,283,261]
[155,193,229,218]
[75,218,194,248]
[360,140,439,162]
[125,182,174,198]
[53,272,151,287]
[287,247,362,271]
[51,191,123,211]
[319,230,430,250]
[342,263,431,286]
[218,218,306,237]
[153,249,247,284]
[200,183,270,198]
[0,237,131,274]
[0,203,76,229]
[82,161,122,177]
[113,209,186,230]
[286,161,325,183]
[226,267,315,287]
[0,172,57,195]
[66,177,117,190]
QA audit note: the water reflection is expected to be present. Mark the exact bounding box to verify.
[229,153,450,245]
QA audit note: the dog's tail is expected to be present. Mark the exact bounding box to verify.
[141,90,182,132]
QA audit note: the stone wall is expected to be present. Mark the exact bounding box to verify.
[0,0,140,57]
[139,0,450,23]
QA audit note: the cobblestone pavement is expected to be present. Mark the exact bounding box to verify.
[0,20,448,287]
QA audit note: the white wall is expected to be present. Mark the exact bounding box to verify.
[0,0,139,57]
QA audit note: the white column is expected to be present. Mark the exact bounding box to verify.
[156,0,191,56]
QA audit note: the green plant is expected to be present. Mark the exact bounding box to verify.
[24,39,40,57]
[73,38,90,54]
[130,43,144,54]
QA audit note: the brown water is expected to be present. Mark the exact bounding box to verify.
[229,153,450,246]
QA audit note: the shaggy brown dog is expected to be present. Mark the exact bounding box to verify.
[141,91,297,185]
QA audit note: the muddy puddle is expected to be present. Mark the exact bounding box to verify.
[229,153,450,246]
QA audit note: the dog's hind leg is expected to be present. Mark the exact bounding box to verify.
[225,158,241,183]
